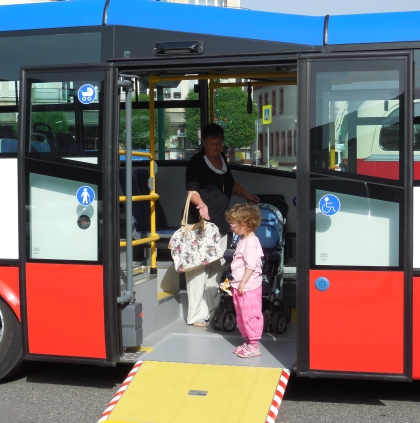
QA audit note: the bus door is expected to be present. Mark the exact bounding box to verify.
[297,52,413,380]
[18,65,120,364]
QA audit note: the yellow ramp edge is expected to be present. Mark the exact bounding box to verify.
[98,361,290,423]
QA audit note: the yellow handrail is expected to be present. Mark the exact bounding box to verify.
[119,148,159,270]
[120,234,160,248]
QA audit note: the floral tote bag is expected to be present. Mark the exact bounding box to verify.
[169,191,224,272]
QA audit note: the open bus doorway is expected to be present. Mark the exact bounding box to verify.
[116,65,299,371]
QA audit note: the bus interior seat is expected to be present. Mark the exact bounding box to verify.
[119,167,177,252]
[33,122,56,152]
[0,138,17,153]
[30,140,51,153]
[134,168,177,238]
[56,133,77,154]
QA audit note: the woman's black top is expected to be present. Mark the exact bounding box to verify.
[186,150,235,234]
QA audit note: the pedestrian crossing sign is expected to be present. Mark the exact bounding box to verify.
[262,105,272,124]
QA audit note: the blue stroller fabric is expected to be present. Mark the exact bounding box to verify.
[254,203,284,250]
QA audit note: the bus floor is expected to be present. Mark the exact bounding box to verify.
[120,290,297,371]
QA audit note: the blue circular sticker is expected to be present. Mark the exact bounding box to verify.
[77,84,96,104]
[315,277,330,292]
[319,194,340,216]
[76,186,95,206]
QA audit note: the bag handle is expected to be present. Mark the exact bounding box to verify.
[181,191,206,232]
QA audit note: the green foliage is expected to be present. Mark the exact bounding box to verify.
[119,93,173,149]
[184,86,258,148]
[184,90,200,145]
[23,111,69,138]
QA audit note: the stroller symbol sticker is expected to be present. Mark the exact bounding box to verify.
[77,84,96,104]
[319,194,340,216]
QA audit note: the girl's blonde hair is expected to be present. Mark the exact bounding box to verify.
[225,203,261,232]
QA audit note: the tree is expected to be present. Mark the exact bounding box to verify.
[119,93,173,149]
[13,111,69,138]
[183,86,258,148]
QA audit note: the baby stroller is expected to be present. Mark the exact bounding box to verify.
[209,195,291,333]
[256,195,291,334]
[208,236,239,332]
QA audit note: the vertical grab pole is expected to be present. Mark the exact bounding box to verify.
[209,80,214,124]
[120,78,135,303]
[149,75,157,273]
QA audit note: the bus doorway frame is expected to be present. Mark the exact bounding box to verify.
[18,63,121,366]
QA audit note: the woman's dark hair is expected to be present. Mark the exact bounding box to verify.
[202,123,224,142]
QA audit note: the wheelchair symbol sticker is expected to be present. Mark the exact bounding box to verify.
[77,84,96,104]
[319,194,340,216]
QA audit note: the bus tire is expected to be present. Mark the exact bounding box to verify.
[0,297,23,380]
[263,310,271,333]
[272,311,287,334]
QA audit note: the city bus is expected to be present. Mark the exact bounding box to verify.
[1,0,420,411]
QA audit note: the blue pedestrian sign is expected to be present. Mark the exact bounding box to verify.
[319,194,340,216]
[77,84,96,104]
[76,186,95,206]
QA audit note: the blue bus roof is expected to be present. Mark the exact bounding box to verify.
[0,0,419,46]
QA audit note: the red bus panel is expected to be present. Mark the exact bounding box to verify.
[310,269,404,374]
[357,159,420,180]
[26,263,106,359]
[0,266,20,320]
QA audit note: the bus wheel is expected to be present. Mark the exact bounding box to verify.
[272,311,287,334]
[0,298,23,380]
[218,310,236,332]
[263,310,271,333]
[209,309,220,331]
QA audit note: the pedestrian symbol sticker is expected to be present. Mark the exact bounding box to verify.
[76,186,95,206]
[319,194,340,216]
[77,84,96,104]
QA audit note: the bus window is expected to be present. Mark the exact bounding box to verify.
[310,62,404,181]
[0,81,18,155]
[253,84,297,170]
[27,76,103,166]
[120,78,201,161]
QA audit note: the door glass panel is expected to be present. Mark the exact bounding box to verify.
[310,60,405,181]
[314,186,400,267]
[26,71,105,167]
[29,173,99,261]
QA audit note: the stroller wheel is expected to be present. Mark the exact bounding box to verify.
[218,310,236,332]
[272,311,287,334]
[209,309,221,331]
[263,310,271,333]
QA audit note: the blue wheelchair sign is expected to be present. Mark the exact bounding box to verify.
[77,84,96,104]
[76,186,95,206]
[319,194,340,216]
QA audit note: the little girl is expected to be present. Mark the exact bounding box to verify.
[225,203,264,358]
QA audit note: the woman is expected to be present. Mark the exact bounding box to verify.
[185,123,259,327]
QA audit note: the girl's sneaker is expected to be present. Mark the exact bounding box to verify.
[237,343,261,358]
[233,343,248,354]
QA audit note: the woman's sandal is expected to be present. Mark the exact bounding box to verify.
[192,319,207,327]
